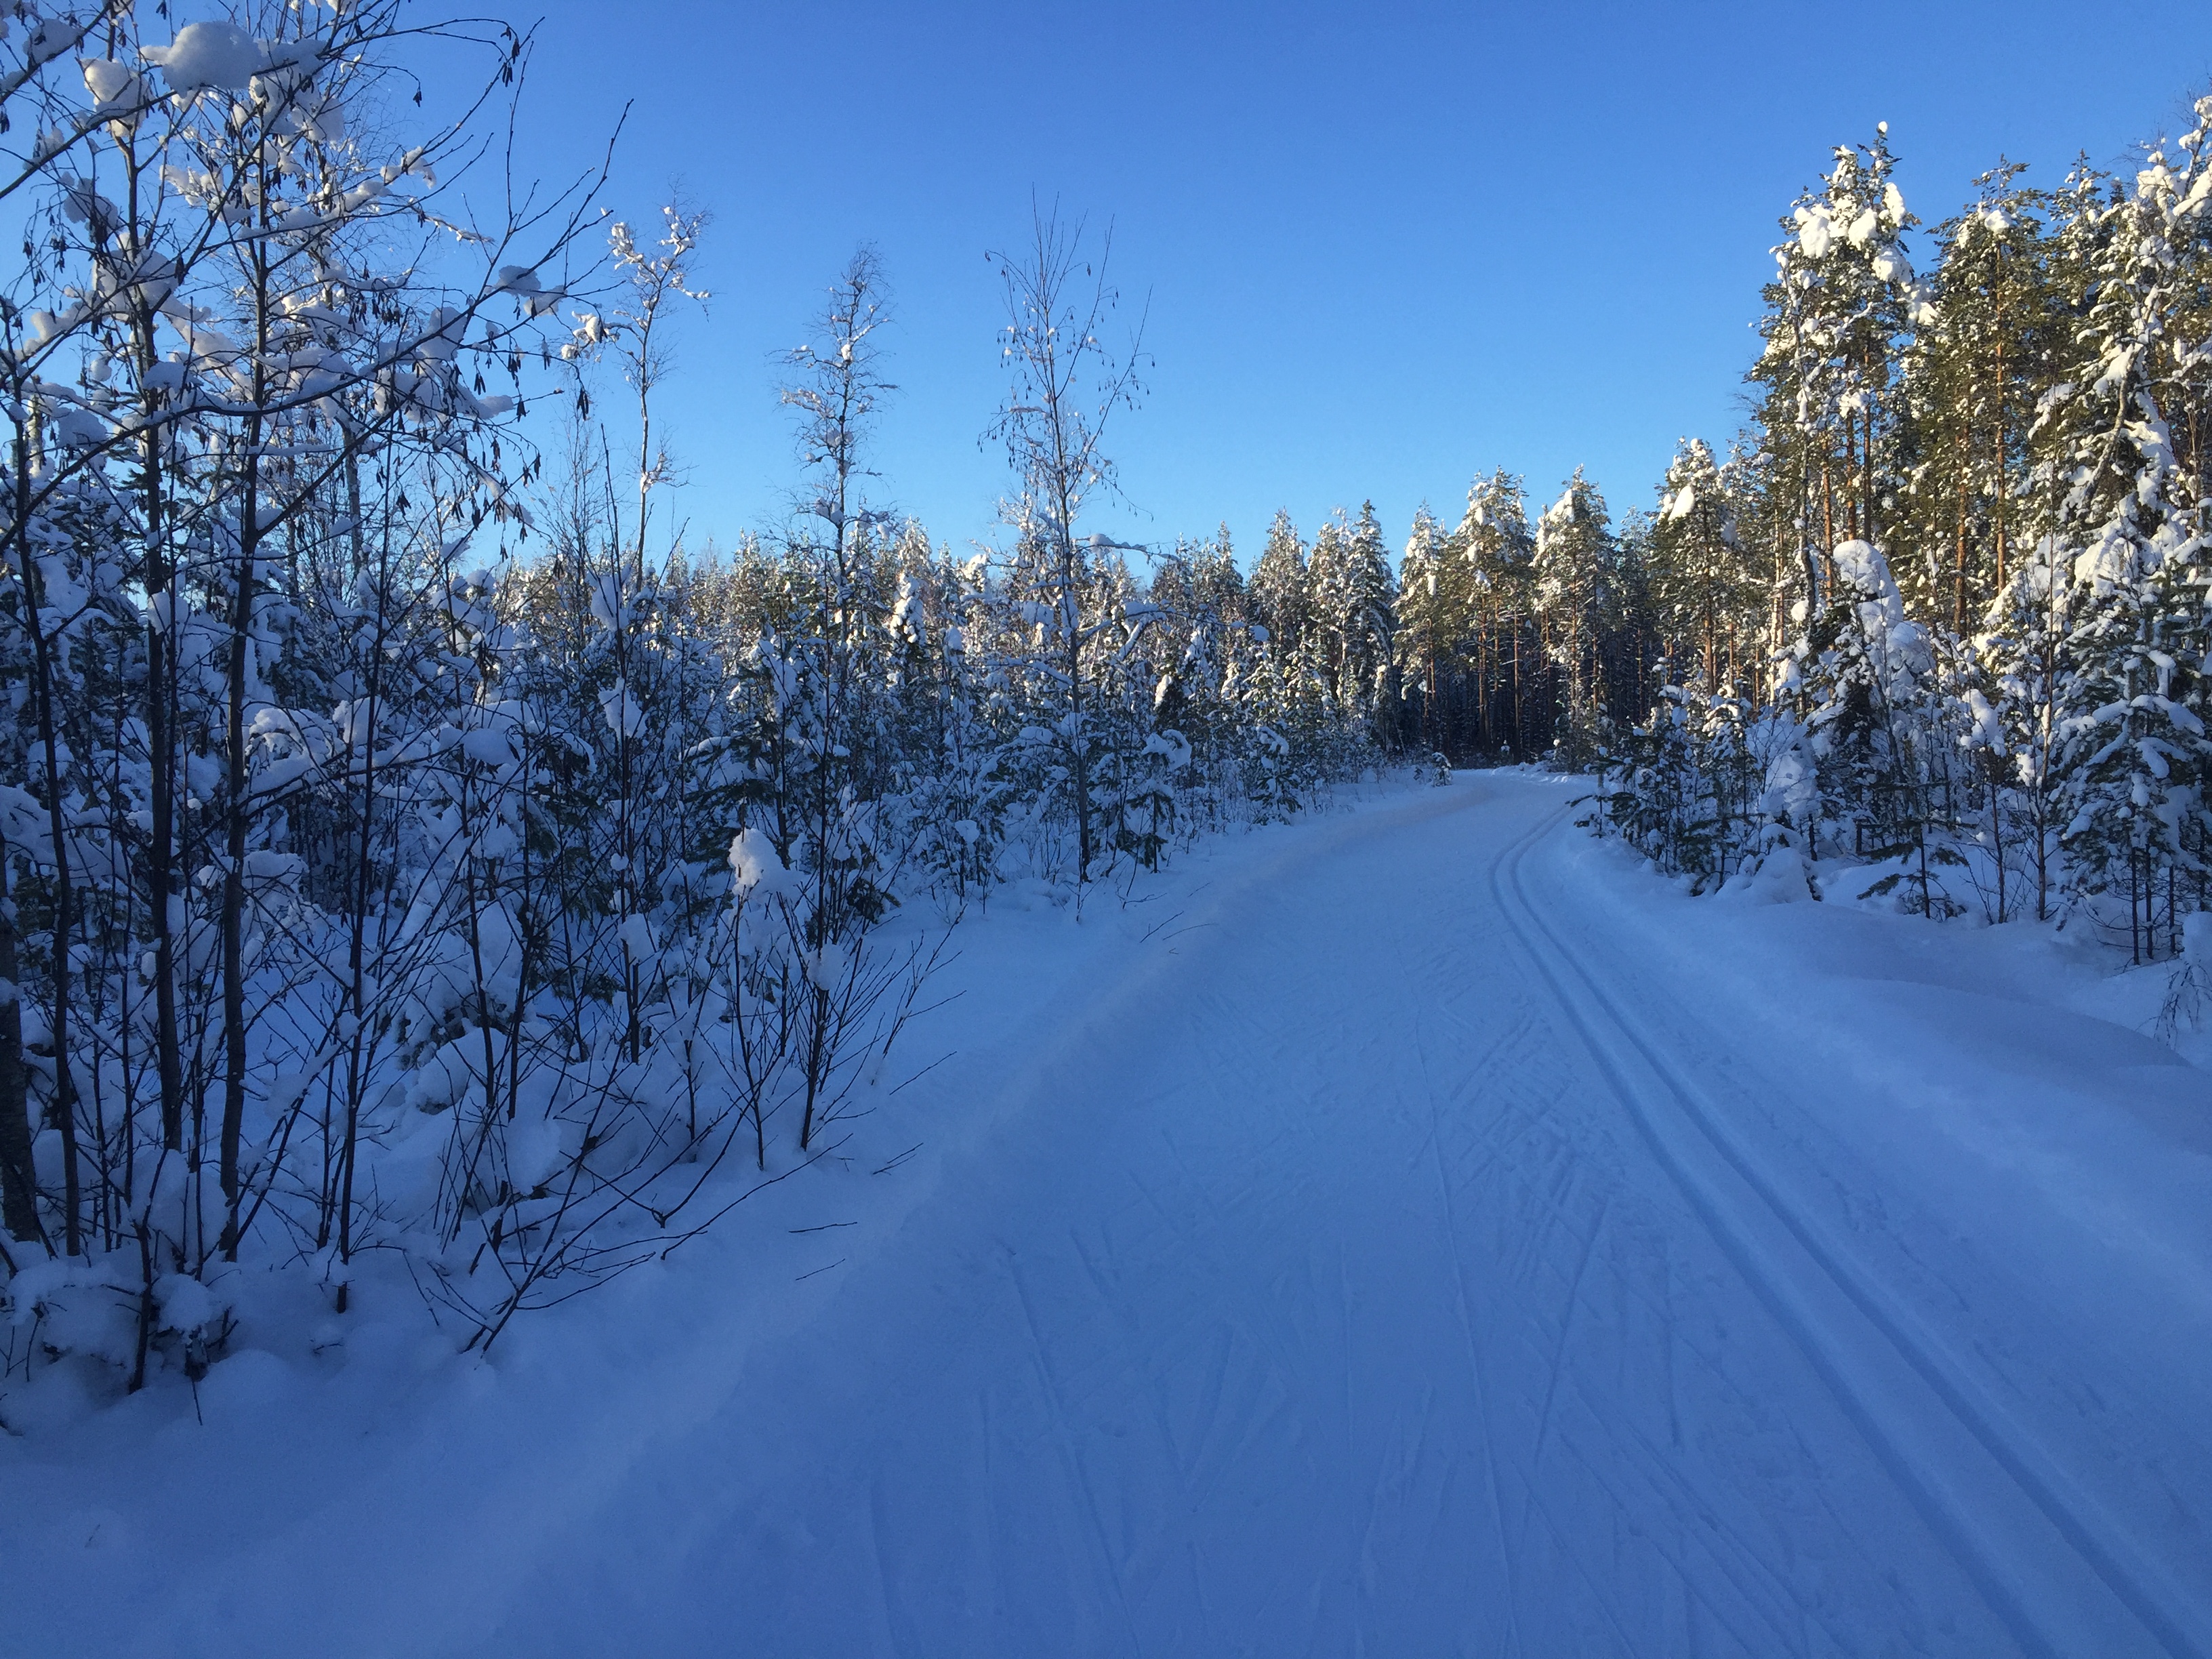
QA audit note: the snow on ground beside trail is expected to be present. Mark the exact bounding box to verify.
[1568,800,2212,1365]
[0,777,1433,1649]
[1564,819,2212,1306]
[5,771,2209,1658]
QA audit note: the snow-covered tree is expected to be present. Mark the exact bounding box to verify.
[984,207,1147,886]
[1248,508,1311,665]
[2034,101,2212,955]
[1750,127,1920,618]
[1533,471,1620,768]
[1896,165,2060,630]
[1645,438,1761,697]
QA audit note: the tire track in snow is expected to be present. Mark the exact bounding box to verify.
[1492,801,2205,1659]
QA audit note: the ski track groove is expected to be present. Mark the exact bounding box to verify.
[1547,822,2212,1658]
[1492,806,2062,1657]
[1493,800,2202,1659]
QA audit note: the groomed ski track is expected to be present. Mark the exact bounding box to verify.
[56,773,2212,1656]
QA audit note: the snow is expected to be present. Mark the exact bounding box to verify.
[617,913,656,964]
[1797,206,1834,259]
[152,1273,222,1336]
[596,678,644,737]
[79,59,142,117]
[140,22,265,94]
[726,827,787,898]
[5,775,2210,1655]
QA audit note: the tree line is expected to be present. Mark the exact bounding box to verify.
[1379,102,2211,964]
[1589,105,2211,958]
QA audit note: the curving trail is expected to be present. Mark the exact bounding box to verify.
[47,774,2206,1657]
[434,773,2208,1657]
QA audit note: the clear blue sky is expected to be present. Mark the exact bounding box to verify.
[457,0,2212,567]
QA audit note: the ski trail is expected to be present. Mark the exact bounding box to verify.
[1530,1188,1608,1467]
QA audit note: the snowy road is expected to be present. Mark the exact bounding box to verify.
[457,776,2211,1656]
[20,775,2212,1656]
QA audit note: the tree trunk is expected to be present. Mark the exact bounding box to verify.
[0,830,40,1244]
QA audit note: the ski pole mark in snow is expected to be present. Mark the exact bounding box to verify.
[1005,1242,1144,1652]
[1530,1188,1611,1468]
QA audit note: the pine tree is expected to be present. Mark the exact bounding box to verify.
[1533,471,1620,768]
[1750,127,1920,619]
[1645,438,1761,697]
[1897,165,2060,630]
[1456,472,1537,756]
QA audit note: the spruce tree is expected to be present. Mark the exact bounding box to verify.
[2044,100,2212,954]
[1396,504,1469,754]
[1338,501,1400,739]
[1248,509,1311,665]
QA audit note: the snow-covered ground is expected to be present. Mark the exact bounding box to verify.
[7,772,2210,1656]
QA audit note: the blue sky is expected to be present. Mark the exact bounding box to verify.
[460,1,2212,568]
